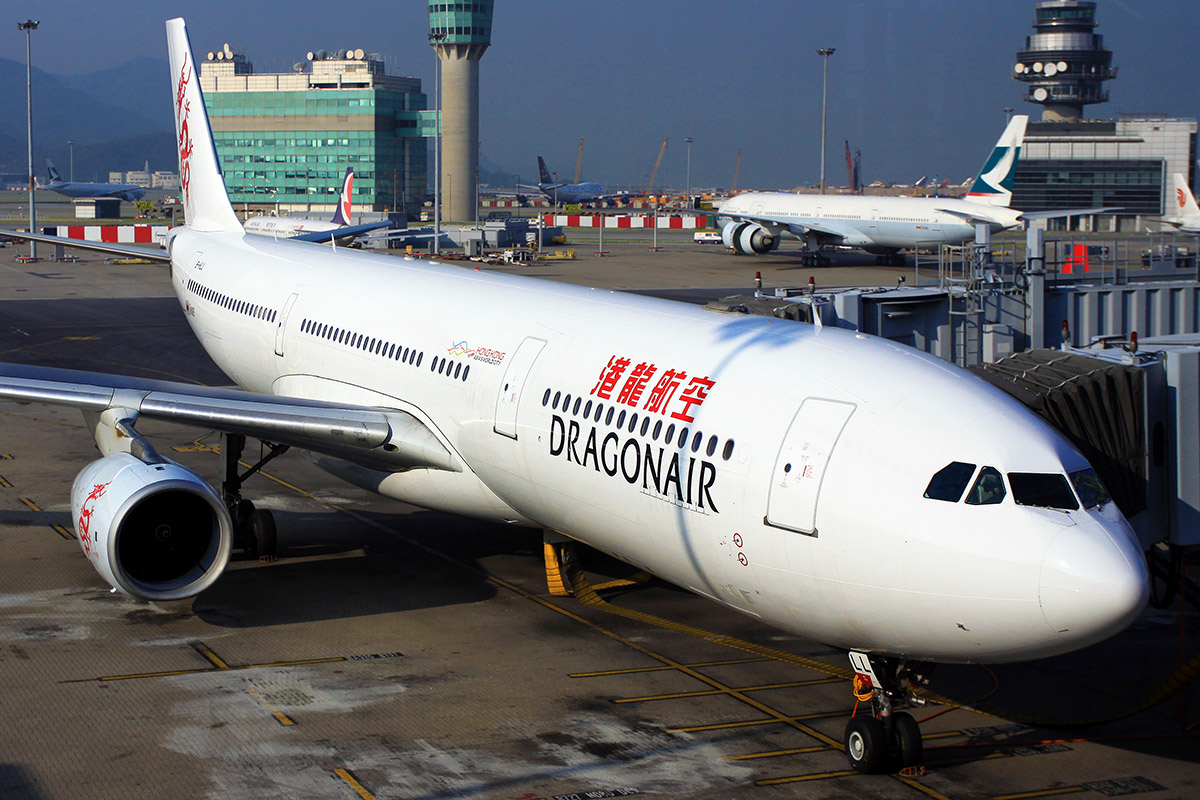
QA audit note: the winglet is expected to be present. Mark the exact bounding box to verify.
[331,167,354,226]
[966,115,1028,208]
[165,18,241,232]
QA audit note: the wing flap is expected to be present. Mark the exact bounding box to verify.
[0,363,459,473]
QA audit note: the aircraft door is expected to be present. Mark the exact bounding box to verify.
[765,398,855,535]
[274,293,299,356]
[493,337,547,439]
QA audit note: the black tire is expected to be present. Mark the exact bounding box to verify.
[891,712,922,768]
[249,509,277,557]
[844,715,886,774]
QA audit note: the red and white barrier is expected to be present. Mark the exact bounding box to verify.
[540,214,708,229]
[52,225,170,244]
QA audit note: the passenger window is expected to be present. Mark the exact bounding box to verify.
[1009,473,1079,511]
[924,461,976,502]
[1070,468,1111,509]
[965,467,1006,506]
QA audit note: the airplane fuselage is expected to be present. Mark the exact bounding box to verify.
[242,216,338,239]
[45,181,146,201]
[719,192,1025,250]
[540,181,608,205]
[168,226,1146,664]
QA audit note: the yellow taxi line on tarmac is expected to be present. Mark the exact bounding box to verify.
[190,641,231,670]
[333,768,376,799]
[18,497,40,511]
[0,475,12,487]
[987,787,1086,800]
[725,744,828,761]
[569,656,770,677]
[50,524,73,540]
[614,676,841,704]
[244,686,296,726]
[670,709,844,734]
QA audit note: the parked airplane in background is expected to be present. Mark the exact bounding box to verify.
[1159,173,1200,234]
[0,19,1148,775]
[242,167,391,244]
[713,116,1109,265]
[519,156,635,205]
[42,159,146,201]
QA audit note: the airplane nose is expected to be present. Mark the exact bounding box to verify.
[1039,521,1148,643]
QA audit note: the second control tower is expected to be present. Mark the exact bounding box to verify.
[1013,0,1115,122]
[428,1,493,222]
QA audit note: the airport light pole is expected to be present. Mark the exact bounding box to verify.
[817,47,835,195]
[1003,106,1014,124]
[685,137,693,206]
[428,31,445,255]
[20,19,39,259]
[68,139,74,181]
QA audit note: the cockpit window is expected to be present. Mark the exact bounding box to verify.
[1070,468,1112,509]
[1008,472,1079,511]
[965,466,1006,506]
[924,461,976,502]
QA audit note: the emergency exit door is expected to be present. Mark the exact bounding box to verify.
[765,398,855,535]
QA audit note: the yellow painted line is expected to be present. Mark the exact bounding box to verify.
[670,708,844,734]
[172,444,220,453]
[19,497,40,511]
[894,774,955,800]
[0,475,12,487]
[614,676,841,704]
[0,454,12,460]
[726,744,829,761]
[245,687,296,726]
[60,336,100,341]
[87,655,347,683]
[569,656,769,678]
[50,524,74,540]
[988,787,1086,800]
[333,768,376,799]
[190,641,231,670]
[97,667,227,682]
[756,769,857,785]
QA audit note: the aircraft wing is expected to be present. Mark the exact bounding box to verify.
[0,362,460,473]
[934,207,1009,226]
[2,229,170,262]
[291,221,392,244]
[1018,207,1122,221]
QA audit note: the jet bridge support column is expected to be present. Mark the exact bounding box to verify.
[1026,227,1046,350]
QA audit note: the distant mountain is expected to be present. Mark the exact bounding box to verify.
[0,57,169,172]
[54,57,172,126]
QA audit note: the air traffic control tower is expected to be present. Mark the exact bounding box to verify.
[428,1,493,222]
[1013,0,1115,122]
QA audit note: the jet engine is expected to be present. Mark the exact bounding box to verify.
[721,221,780,255]
[70,452,233,600]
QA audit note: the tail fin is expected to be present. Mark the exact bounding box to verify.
[165,18,241,232]
[1169,173,1200,225]
[46,159,62,184]
[331,167,354,226]
[965,115,1028,207]
[537,156,554,185]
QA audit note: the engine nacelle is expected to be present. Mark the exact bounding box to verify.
[721,221,779,255]
[71,453,233,600]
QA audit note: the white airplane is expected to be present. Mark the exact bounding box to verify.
[241,167,391,243]
[716,115,1107,265]
[1159,173,1200,234]
[0,19,1148,774]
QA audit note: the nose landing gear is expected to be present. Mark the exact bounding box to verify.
[845,651,929,773]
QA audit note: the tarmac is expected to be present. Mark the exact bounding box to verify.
[0,231,1197,800]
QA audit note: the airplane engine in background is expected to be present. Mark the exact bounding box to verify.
[70,452,233,600]
[722,221,780,255]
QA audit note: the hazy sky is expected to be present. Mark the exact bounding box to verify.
[4,1,1197,189]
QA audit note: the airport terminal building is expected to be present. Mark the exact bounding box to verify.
[198,46,434,216]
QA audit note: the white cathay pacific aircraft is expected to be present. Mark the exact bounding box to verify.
[0,19,1148,774]
[716,115,1108,265]
[241,167,391,243]
[1158,173,1200,234]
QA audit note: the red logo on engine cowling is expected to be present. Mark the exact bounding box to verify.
[77,481,112,557]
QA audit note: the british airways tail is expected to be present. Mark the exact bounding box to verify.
[165,18,241,233]
[965,115,1028,207]
[331,167,354,226]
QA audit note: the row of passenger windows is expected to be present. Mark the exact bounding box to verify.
[924,461,1111,511]
[187,279,277,323]
[543,386,735,461]
[430,356,469,382]
[301,318,424,366]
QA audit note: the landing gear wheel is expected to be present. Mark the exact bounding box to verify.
[891,712,922,768]
[845,715,886,773]
[249,509,277,559]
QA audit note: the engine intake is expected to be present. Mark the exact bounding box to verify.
[722,221,779,255]
[71,453,233,600]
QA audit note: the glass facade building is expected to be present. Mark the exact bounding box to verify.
[199,49,433,215]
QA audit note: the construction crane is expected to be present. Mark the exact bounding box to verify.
[644,136,668,197]
[574,137,583,184]
[731,148,741,193]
